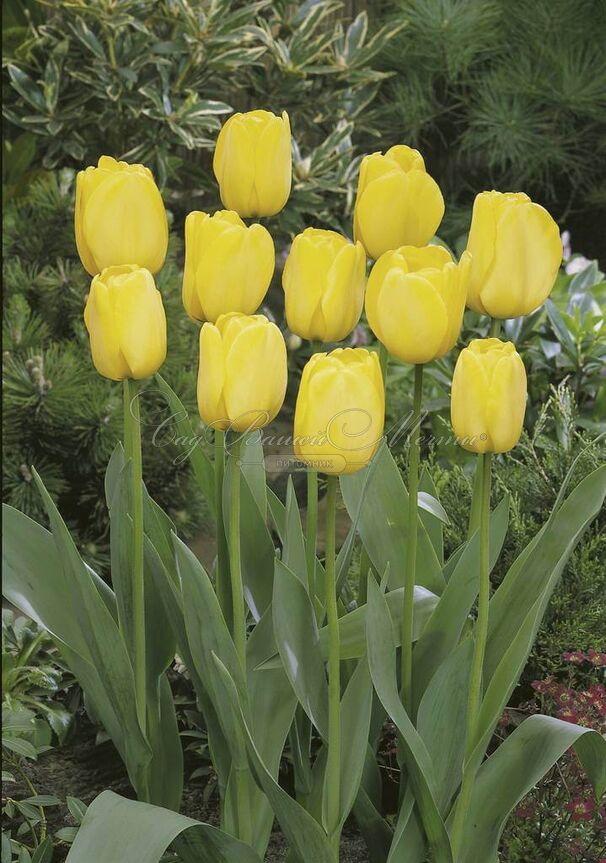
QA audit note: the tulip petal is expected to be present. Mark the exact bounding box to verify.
[486,353,527,452]
[83,172,168,273]
[84,279,130,381]
[75,171,99,276]
[480,201,562,317]
[399,244,453,272]
[223,320,286,431]
[401,170,445,247]
[451,349,491,453]
[320,242,365,341]
[374,270,449,364]
[385,145,425,172]
[254,113,291,216]
[182,211,207,321]
[198,324,229,431]
[215,118,256,214]
[113,270,167,379]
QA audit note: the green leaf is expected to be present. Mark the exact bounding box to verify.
[334,659,373,830]
[272,558,328,736]
[341,444,444,595]
[31,838,53,863]
[154,375,215,517]
[418,469,444,563]
[412,496,510,710]
[211,655,334,863]
[458,715,606,863]
[365,579,452,862]
[65,790,262,863]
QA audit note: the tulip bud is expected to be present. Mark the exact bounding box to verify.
[213,110,292,217]
[294,348,384,475]
[75,156,168,276]
[282,228,366,342]
[366,245,470,364]
[183,210,275,322]
[84,265,167,381]
[354,146,444,260]
[451,338,527,453]
[466,191,561,318]
[197,313,287,432]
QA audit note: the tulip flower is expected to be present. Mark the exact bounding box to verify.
[451,338,527,453]
[84,265,167,381]
[294,348,384,475]
[466,191,561,318]
[183,210,274,322]
[197,313,287,432]
[354,145,444,260]
[365,244,471,364]
[282,228,366,342]
[213,110,292,217]
[75,156,168,276]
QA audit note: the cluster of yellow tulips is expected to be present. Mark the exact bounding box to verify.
[76,109,561,471]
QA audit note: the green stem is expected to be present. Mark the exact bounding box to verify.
[401,363,423,714]
[325,475,341,860]
[228,436,246,670]
[490,317,501,338]
[214,429,231,629]
[450,452,492,860]
[306,470,318,603]
[124,380,146,738]
[378,342,389,387]
[227,434,251,843]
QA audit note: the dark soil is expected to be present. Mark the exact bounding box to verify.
[5,713,369,862]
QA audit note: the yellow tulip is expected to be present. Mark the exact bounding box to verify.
[197,313,287,432]
[354,145,444,260]
[294,348,384,475]
[466,191,562,318]
[84,265,167,381]
[365,244,471,364]
[451,338,527,453]
[213,110,292,217]
[282,228,366,342]
[75,156,168,276]
[183,210,275,322]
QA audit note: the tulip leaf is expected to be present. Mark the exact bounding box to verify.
[365,578,452,862]
[283,477,308,584]
[340,443,444,595]
[211,654,334,863]
[457,715,606,863]
[154,374,215,517]
[387,788,427,863]
[65,790,262,863]
[272,558,328,736]
[484,464,606,680]
[418,468,444,563]
[412,496,509,711]
[335,658,373,830]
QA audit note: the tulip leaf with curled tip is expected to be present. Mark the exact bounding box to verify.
[412,495,510,713]
[340,443,444,595]
[272,558,328,737]
[65,790,262,863]
[365,578,452,863]
[456,716,606,863]
[154,373,216,517]
[211,654,335,863]
[484,464,606,682]
[255,585,438,671]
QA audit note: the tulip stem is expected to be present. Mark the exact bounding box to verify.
[228,436,246,672]
[325,475,341,859]
[123,380,146,739]
[401,363,423,715]
[450,452,492,860]
[490,317,501,338]
[306,470,318,603]
[214,429,232,629]
[378,342,389,388]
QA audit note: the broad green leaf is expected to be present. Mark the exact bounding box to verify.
[412,496,510,711]
[418,469,444,563]
[365,579,452,862]
[458,715,606,863]
[283,478,308,583]
[154,374,215,517]
[485,465,606,679]
[387,789,426,863]
[272,558,328,736]
[212,655,334,863]
[417,639,473,814]
[65,790,262,863]
[335,659,373,830]
[341,444,444,595]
